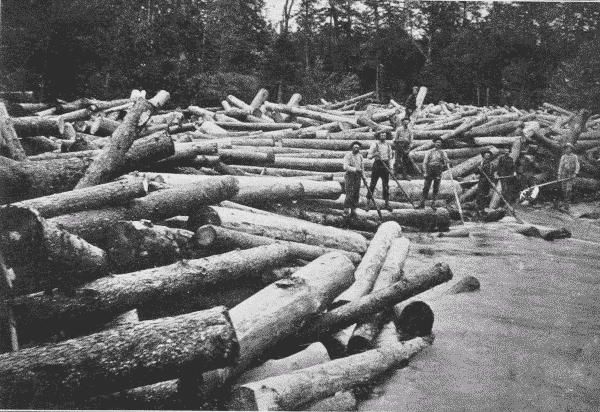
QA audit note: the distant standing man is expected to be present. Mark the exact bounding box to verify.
[393,118,413,180]
[367,131,393,212]
[476,150,494,213]
[343,141,365,217]
[494,148,516,203]
[418,136,450,209]
[405,86,419,118]
[557,143,580,211]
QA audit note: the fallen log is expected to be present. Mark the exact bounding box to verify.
[227,336,432,411]
[364,180,461,202]
[441,147,500,180]
[0,206,108,295]
[11,244,292,342]
[271,156,373,172]
[410,146,496,162]
[219,148,275,165]
[301,391,358,411]
[10,175,149,218]
[90,116,120,136]
[20,135,61,156]
[195,225,361,264]
[0,306,238,408]
[230,165,335,179]
[11,116,64,137]
[348,237,411,354]
[190,206,368,254]
[264,102,359,127]
[564,109,592,146]
[215,121,302,131]
[75,90,170,188]
[280,138,366,151]
[0,102,28,160]
[463,121,523,138]
[326,92,375,110]
[393,301,435,341]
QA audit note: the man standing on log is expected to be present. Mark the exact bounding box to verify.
[393,118,413,180]
[557,143,580,212]
[405,86,419,118]
[343,141,365,217]
[417,137,449,209]
[494,148,516,203]
[366,131,393,212]
[475,150,494,214]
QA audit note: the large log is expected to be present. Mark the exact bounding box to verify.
[11,244,292,342]
[463,120,523,137]
[325,92,375,110]
[229,165,335,179]
[195,225,361,264]
[334,222,401,305]
[106,221,204,273]
[364,179,461,202]
[0,306,238,408]
[348,237,411,354]
[0,206,108,295]
[280,138,370,151]
[564,109,592,146]
[410,145,497,162]
[264,102,360,127]
[219,148,275,165]
[228,337,432,411]
[21,135,61,156]
[190,206,368,254]
[204,252,355,397]
[418,115,488,151]
[215,122,302,131]
[271,156,373,172]
[10,175,149,218]
[11,116,64,137]
[75,91,170,188]
[441,147,500,180]
[0,102,28,160]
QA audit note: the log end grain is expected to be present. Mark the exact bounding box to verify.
[394,301,435,341]
[446,275,481,295]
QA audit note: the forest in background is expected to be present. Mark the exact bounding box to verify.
[1,0,599,112]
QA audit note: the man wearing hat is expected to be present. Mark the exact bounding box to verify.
[418,136,450,209]
[405,86,419,118]
[475,149,495,213]
[557,143,580,211]
[343,141,365,217]
[367,130,394,212]
[494,147,517,203]
[393,118,413,180]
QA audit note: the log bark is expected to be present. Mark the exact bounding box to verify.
[11,244,292,343]
[393,301,435,341]
[564,109,592,146]
[0,102,28,160]
[463,120,523,138]
[106,221,204,273]
[219,148,275,165]
[21,135,61,156]
[302,391,358,411]
[11,116,64,137]
[230,165,335,179]
[280,138,371,151]
[195,225,361,264]
[205,252,355,397]
[0,206,108,295]
[271,156,373,172]
[334,222,402,305]
[441,147,500,180]
[75,91,169,188]
[348,237,410,354]
[418,115,487,151]
[90,116,120,136]
[279,93,303,122]
[10,175,148,218]
[363,180,461,202]
[0,306,238,408]
[410,145,497,163]
[264,102,360,127]
[215,121,302,131]
[190,206,368,254]
[228,337,432,411]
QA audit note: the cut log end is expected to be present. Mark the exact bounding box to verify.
[0,206,45,268]
[195,225,217,247]
[394,301,435,341]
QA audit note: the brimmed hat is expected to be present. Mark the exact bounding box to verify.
[481,149,493,157]
[432,136,442,143]
[401,117,411,123]
[350,141,362,149]
[564,143,574,149]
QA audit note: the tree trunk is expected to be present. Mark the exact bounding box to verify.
[215,122,302,131]
[326,92,375,110]
[75,91,170,188]
[195,225,361,264]
[463,120,523,138]
[564,109,592,146]
[280,138,371,151]
[0,102,28,160]
[190,206,368,254]
[90,116,120,136]
[21,135,61,156]
[489,137,522,208]
[0,306,238,408]
[270,206,381,233]
[272,156,373,172]
[418,115,488,151]
[154,141,219,166]
[542,102,574,117]
[106,221,204,273]
[10,175,148,218]
[441,148,500,180]
[334,222,402,305]
[11,116,64,137]
[301,391,358,411]
[203,252,355,397]
[348,237,411,354]
[229,165,335,179]
[0,206,108,295]
[264,102,359,127]
[228,337,432,411]
[410,145,497,163]
[279,93,303,122]
[363,179,461,202]
[11,244,292,344]
[219,148,275,165]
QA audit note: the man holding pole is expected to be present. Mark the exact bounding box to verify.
[366,131,393,212]
[417,136,449,209]
[393,118,413,180]
[343,141,365,217]
[557,143,580,212]
[494,148,516,203]
[475,149,494,213]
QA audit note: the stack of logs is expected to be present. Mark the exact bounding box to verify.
[0,88,586,409]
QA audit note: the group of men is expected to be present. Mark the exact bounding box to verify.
[342,86,581,217]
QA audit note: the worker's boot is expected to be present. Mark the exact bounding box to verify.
[350,208,357,217]
[364,199,371,212]
[385,200,392,212]
[416,198,426,209]
[343,208,351,217]
[430,195,437,210]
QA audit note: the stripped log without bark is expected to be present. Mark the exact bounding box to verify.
[75,90,169,188]
[195,225,362,264]
[228,337,433,411]
[11,244,292,343]
[10,175,149,218]
[348,237,411,354]
[0,206,108,295]
[190,206,368,254]
[203,252,355,397]
[0,306,238,408]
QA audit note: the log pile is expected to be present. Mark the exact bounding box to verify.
[0,88,582,409]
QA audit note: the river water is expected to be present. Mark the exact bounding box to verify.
[360,207,600,412]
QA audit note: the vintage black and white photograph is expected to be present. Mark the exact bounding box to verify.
[0,0,599,410]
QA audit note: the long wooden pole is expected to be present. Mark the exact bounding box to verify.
[446,163,465,224]
[381,161,416,208]
[360,174,383,220]
[480,168,524,224]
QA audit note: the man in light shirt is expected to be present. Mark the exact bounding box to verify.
[394,117,413,180]
[343,141,365,217]
[367,131,393,212]
[418,136,450,209]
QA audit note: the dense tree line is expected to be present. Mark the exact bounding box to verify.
[1,1,599,111]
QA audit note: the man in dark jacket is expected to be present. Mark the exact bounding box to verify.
[494,148,516,203]
[405,86,419,118]
[476,150,494,213]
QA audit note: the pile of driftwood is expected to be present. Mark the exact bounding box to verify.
[0,88,583,409]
